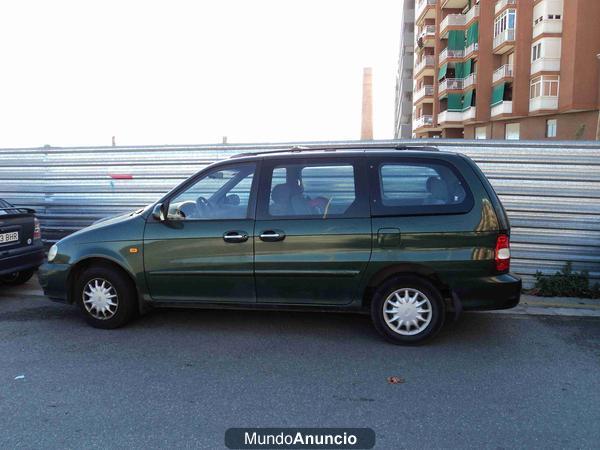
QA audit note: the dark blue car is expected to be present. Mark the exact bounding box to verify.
[0,198,45,285]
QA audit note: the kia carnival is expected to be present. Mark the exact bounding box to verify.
[38,146,521,344]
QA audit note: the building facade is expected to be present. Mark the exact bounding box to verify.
[412,0,600,140]
[394,1,416,138]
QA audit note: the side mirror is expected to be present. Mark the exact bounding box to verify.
[152,203,166,221]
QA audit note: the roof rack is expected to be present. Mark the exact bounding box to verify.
[230,144,439,159]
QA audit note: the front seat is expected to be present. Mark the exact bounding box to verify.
[270,183,292,215]
[289,183,315,215]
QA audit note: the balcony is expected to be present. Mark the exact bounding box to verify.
[414,85,434,104]
[493,64,514,83]
[414,115,434,129]
[531,57,561,75]
[414,55,435,76]
[438,110,464,125]
[493,29,516,53]
[530,96,559,112]
[416,0,436,23]
[465,5,480,24]
[440,14,466,36]
[417,25,436,47]
[491,101,513,117]
[438,78,463,94]
[463,107,477,121]
[463,73,477,90]
[533,18,563,38]
[495,0,516,15]
[441,0,469,8]
[464,42,479,58]
[439,48,465,64]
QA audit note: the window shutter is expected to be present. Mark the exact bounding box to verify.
[491,84,506,106]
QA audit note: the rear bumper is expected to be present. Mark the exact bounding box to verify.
[37,262,71,302]
[454,273,522,311]
[0,247,45,276]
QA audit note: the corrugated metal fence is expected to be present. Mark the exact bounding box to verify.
[1,139,599,287]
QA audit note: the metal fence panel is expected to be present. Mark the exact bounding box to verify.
[1,139,599,288]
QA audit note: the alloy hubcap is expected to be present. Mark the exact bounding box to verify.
[82,278,118,320]
[383,288,432,336]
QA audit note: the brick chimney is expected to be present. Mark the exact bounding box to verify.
[361,67,374,140]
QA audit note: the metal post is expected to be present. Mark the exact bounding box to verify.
[596,54,600,140]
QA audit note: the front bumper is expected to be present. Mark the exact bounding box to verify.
[0,247,45,276]
[454,273,522,311]
[37,262,71,303]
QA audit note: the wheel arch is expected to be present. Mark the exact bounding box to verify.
[66,256,137,305]
[362,263,449,309]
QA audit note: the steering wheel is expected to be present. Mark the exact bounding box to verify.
[196,196,213,216]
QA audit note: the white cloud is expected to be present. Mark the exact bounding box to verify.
[0,0,401,147]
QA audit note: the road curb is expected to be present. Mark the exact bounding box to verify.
[477,306,600,318]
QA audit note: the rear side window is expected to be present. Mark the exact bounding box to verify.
[258,159,368,219]
[372,160,473,216]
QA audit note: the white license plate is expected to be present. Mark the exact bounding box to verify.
[0,231,19,244]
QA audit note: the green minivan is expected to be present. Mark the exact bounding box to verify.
[38,146,521,344]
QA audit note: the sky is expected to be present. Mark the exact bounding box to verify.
[0,0,402,148]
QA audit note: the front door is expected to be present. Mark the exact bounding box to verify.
[144,162,257,303]
[254,157,372,305]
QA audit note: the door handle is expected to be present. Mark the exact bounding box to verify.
[223,231,249,243]
[259,230,285,242]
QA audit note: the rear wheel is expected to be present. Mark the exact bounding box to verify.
[0,269,35,286]
[371,276,445,345]
[74,265,137,329]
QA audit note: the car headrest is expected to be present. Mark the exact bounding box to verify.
[426,176,448,201]
[271,184,291,204]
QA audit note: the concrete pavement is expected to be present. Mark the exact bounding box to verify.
[0,281,599,449]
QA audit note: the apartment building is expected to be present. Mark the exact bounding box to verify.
[412,0,600,140]
[394,2,416,138]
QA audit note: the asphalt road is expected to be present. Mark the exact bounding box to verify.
[1,283,599,449]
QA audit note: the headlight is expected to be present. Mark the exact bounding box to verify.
[47,244,58,262]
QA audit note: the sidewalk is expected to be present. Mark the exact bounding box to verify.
[2,279,599,318]
[480,294,600,318]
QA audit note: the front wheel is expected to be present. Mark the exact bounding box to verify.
[74,265,137,329]
[371,276,445,345]
[1,269,35,286]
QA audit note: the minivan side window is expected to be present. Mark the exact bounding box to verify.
[167,163,256,220]
[263,162,363,219]
[373,160,473,216]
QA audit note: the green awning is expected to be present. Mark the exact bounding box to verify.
[448,93,463,111]
[448,30,466,50]
[455,62,465,79]
[491,84,505,106]
[438,63,448,81]
[466,22,479,46]
[464,59,473,76]
[463,89,474,110]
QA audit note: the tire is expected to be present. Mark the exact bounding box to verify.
[74,264,137,329]
[370,276,445,345]
[0,269,35,286]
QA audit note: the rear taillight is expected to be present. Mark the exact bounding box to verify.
[495,234,510,272]
[33,217,42,240]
